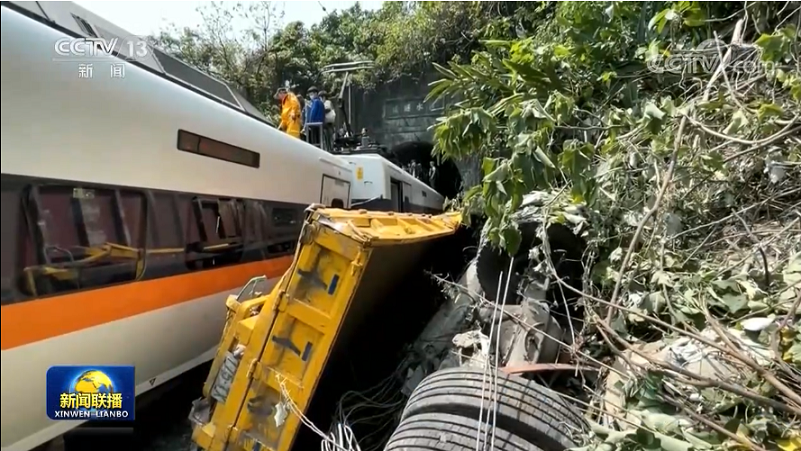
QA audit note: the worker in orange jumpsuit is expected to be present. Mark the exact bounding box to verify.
[275,87,301,139]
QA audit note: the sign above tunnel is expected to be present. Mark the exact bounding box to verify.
[384,96,447,119]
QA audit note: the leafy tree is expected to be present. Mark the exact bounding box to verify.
[429,1,801,449]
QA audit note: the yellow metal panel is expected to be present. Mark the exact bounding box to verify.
[190,207,461,451]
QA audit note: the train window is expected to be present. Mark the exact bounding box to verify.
[141,193,187,280]
[217,199,243,239]
[16,184,144,298]
[151,193,184,248]
[119,190,147,248]
[2,177,308,302]
[272,207,299,227]
[331,199,345,208]
[241,201,267,243]
[193,198,222,243]
[177,130,260,168]
[177,130,200,152]
[1,179,25,305]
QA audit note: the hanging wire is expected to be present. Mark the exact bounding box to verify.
[475,270,505,451]
[333,359,410,451]
[475,258,514,451]
[321,422,361,451]
[276,375,356,451]
[490,260,515,451]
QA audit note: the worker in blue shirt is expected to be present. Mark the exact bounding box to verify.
[306,86,325,147]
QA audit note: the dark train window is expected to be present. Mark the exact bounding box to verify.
[177,130,260,168]
[2,175,307,304]
[217,199,243,239]
[1,180,25,304]
[273,207,299,227]
[151,193,184,248]
[14,184,146,298]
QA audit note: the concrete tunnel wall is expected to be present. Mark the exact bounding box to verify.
[342,72,483,190]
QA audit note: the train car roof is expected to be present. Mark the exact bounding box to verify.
[4,1,272,125]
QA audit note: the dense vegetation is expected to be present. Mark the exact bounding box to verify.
[154,2,801,450]
[149,1,544,116]
[428,2,801,450]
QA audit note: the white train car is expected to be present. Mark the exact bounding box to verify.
[0,2,442,451]
[345,154,444,213]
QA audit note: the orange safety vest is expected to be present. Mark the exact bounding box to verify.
[279,93,302,139]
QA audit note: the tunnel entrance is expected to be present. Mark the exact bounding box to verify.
[385,141,462,200]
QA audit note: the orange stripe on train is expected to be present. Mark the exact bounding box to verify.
[0,256,293,350]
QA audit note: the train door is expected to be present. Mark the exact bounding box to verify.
[320,175,350,208]
[390,180,402,211]
[402,181,412,212]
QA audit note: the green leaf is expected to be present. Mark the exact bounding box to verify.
[684,16,706,27]
[757,103,784,121]
[649,9,669,33]
[499,225,521,255]
[723,110,749,135]
[755,31,789,62]
[482,157,497,177]
[534,147,556,169]
[722,293,748,313]
[712,278,739,292]
[643,101,666,134]
[783,254,801,285]
[554,44,571,58]
[651,270,675,287]
[700,151,725,173]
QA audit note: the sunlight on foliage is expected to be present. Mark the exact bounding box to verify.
[430,2,801,450]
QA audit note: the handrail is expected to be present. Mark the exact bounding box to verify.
[322,61,374,74]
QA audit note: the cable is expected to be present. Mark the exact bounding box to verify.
[331,358,412,451]
[321,422,361,451]
[276,375,356,451]
[490,259,515,451]
[476,271,504,451]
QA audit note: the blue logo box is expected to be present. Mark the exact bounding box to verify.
[46,365,135,421]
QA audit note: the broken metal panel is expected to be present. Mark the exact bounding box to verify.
[190,207,461,451]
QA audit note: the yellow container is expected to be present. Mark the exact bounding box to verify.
[189,207,461,451]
